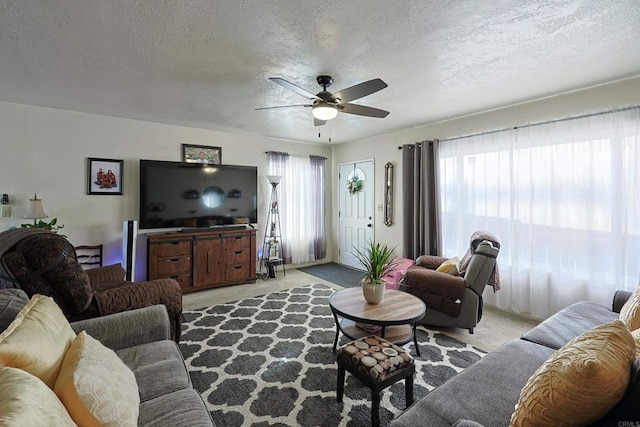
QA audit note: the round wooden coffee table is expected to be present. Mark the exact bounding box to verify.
[329,287,427,356]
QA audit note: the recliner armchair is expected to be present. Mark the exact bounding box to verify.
[0,228,183,341]
[401,231,500,334]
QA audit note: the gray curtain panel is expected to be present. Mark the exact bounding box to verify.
[401,140,441,259]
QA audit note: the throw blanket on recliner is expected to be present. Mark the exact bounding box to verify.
[459,230,501,291]
[0,228,94,315]
[0,228,56,288]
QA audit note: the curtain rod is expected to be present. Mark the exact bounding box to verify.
[438,105,640,143]
[397,140,436,150]
[264,151,327,160]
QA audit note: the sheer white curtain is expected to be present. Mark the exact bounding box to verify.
[267,153,327,264]
[439,108,640,319]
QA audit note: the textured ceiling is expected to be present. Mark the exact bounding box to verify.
[1,1,639,144]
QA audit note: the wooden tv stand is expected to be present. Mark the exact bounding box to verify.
[147,228,257,293]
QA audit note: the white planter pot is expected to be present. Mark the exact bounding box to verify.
[362,279,385,304]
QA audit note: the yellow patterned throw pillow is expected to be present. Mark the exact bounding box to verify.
[436,256,460,275]
[0,367,76,426]
[54,331,139,427]
[0,294,76,388]
[510,320,635,427]
[620,287,640,331]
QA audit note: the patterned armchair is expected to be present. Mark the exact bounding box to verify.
[0,229,183,341]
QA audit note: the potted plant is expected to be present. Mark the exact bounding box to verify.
[21,217,65,237]
[354,241,399,304]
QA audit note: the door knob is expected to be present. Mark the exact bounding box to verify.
[367,224,372,228]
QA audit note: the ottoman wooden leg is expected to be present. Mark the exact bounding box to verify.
[405,373,414,407]
[371,390,381,427]
[336,363,345,403]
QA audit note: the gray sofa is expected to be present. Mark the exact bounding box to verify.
[391,291,640,427]
[0,288,214,426]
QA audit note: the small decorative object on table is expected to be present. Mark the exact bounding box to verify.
[355,322,382,333]
[354,240,399,304]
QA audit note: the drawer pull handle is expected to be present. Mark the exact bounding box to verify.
[235,266,243,270]
[169,258,180,262]
[234,250,242,254]
[169,275,179,279]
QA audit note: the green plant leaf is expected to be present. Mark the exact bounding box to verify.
[353,240,399,286]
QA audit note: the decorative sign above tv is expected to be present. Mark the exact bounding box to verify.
[181,144,222,165]
[139,160,257,230]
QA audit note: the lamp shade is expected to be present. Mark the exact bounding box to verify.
[23,193,48,220]
[266,175,281,184]
[312,102,338,121]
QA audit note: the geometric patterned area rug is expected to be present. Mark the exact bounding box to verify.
[179,283,486,427]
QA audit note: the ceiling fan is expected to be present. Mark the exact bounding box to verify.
[256,75,389,126]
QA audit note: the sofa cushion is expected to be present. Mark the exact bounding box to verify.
[0,288,28,332]
[0,294,76,387]
[54,331,140,427]
[391,339,554,427]
[510,320,635,427]
[620,286,640,331]
[0,367,76,426]
[117,340,191,402]
[595,356,640,426]
[520,301,617,350]
[138,388,214,426]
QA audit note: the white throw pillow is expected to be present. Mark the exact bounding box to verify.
[54,331,139,427]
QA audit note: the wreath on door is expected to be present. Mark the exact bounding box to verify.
[347,175,363,194]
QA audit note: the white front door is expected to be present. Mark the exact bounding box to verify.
[338,160,374,269]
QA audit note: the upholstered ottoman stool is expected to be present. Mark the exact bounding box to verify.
[336,335,415,427]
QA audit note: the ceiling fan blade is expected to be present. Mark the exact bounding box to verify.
[314,117,326,127]
[339,103,390,118]
[255,104,311,111]
[331,78,388,103]
[269,78,322,101]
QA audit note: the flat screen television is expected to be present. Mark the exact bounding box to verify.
[139,160,258,230]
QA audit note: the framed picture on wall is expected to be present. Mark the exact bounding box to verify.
[182,144,222,164]
[87,158,124,195]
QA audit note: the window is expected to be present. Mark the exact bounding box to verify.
[267,153,327,264]
[439,108,640,319]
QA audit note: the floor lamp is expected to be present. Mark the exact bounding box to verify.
[261,175,285,278]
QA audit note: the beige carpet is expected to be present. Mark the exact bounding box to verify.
[182,268,538,352]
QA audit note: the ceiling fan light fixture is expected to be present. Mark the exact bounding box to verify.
[312,102,338,121]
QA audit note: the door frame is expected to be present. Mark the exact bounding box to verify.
[337,158,375,268]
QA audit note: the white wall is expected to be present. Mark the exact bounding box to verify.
[2,76,638,277]
[0,101,333,278]
[332,76,640,256]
